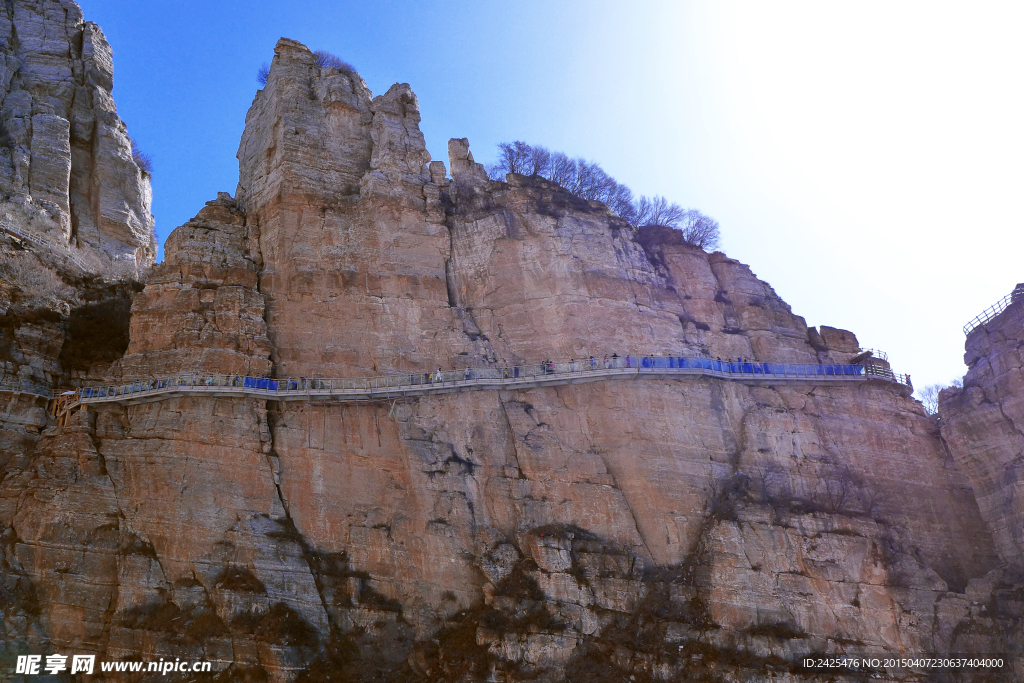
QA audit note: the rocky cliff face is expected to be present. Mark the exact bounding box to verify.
[0,1,154,670]
[0,0,152,489]
[939,292,1024,678]
[1,32,1021,683]
[941,293,1024,567]
[0,0,154,265]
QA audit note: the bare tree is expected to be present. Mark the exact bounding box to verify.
[491,141,528,176]
[573,161,612,200]
[257,62,269,86]
[548,152,577,187]
[313,50,355,75]
[752,463,789,504]
[525,144,551,176]
[642,196,687,227]
[485,163,506,181]
[131,140,152,175]
[485,140,722,250]
[606,182,635,222]
[916,384,942,414]
[631,195,653,226]
[915,379,962,414]
[821,462,860,513]
[631,198,720,250]
[677,209,721,250]
[492,142,555,178]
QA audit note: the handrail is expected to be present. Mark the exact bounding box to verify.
[55,354,912,418]
[964,284,1024,336]
[0,377,54,399]
[854,348,888,362]
[0,222,92,271]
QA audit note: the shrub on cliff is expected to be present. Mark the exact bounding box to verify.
[313,49,355,75]
[488,140,720,249]
[0,251,78,308]
[674,208,720,250]
[130,140,152,175]
[258,51,356,86]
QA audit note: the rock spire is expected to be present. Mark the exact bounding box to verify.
[0,0,155,265]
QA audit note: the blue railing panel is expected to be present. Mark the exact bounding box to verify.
[60,355,908,418]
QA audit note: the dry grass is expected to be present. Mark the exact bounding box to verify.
[0,251,78,309]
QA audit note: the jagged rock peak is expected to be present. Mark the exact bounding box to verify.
[236,38,436,216]
[448,137,488,187]
[116,191,271,379]
[0,0,155,266]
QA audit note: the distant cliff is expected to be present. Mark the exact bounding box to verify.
[0,23,1020,683]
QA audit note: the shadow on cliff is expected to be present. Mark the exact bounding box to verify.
[57,280,142,373]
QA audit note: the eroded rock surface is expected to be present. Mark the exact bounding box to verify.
[2,31,1022,683]
[938,291,1024,680]
[941,292,1024,566]
[0,0,154,265]
[116,193,270,379]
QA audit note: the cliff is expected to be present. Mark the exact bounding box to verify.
[941,290,1024,567]
[1,29,1021,683]
[939,289,1024,675]
[0,1,154,671]
[0,0,154,265]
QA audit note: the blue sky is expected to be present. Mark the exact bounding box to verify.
[81,1,1023,390]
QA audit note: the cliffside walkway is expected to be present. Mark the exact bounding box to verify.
[50,356,911,420]
[0,222,92,272]
[0,377,53,401]
[963,283,1024,336]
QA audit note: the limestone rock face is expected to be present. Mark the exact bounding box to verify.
[447,182,837,366]
[0,2,156,665]
[116,193,270,378]
[3,34,1021,682]
[941,292,1024,566]
[237,39,475,379]
[237,38,374,210]
[937,292,1024,680]
[0,0,154,265]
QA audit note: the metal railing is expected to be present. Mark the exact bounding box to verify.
[859,364,912,386]
[963,284,1024,336]
[0,222,92,271]
[55,354,911,417]
[0,376,54,399]
[855,348,888,362]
